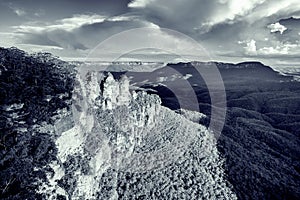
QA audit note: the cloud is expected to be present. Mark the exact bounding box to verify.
[0,32,23,48]
[7,4,27,16]
[2,0,300,65]
[15,14,106,33]
[267,22,287,34]
[270,17,300,45]
[12,14,108,50]
[33,9,45,17]
[82,27,210,61]
[127,0,269,34]
[16,44,64,51]
[202,0,266,29]
[239,39,257,55]
[245,40,257,55]
[11,13,168,57]
[128,0,154,8]
[237,38,300,58]
[124,0,300,68]
[258,45,289,55]
[14,9,26,16]
[126,0,300,49]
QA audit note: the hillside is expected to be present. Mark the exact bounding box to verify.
[125,61,300,199]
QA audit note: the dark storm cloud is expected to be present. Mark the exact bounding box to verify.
[21,30,88,50]
[128,0,220,35]
[280,16,300,25]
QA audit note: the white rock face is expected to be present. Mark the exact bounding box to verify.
[39,72,237,200]
[101,73,131,110]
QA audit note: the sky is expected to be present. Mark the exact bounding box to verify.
[0,0,300,67]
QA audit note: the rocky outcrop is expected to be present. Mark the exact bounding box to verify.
[40,72,236,199]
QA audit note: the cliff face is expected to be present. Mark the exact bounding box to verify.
[40,72,236,199]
